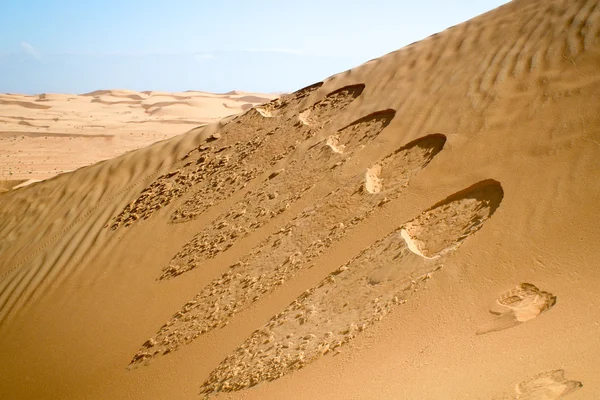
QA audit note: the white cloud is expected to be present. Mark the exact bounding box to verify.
[243,48,304,56]
[21,42,41,59]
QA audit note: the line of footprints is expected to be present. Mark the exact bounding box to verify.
[122,82,581,398]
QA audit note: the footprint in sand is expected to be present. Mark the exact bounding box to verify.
[477,283,556,335]
[323,109,394,155]
[255,82,323,118]
[516,370,582,399]
[400,179,504,258]
[297,84,365,127]
[196,179,503,395]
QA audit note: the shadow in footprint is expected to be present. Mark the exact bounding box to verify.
[477,283,556,335]
[326,109,395,154]
[401,179,504,258]
[516,369,582,399]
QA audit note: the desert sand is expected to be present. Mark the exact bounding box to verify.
[1,0,599,398]
[0,89,276,182]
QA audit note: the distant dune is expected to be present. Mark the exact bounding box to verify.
[1,0,599,399]
[0,89,277,181]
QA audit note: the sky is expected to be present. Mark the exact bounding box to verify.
[0,0,509,94]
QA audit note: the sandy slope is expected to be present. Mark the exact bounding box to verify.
[1,0,600,398]
[0,89,276,181]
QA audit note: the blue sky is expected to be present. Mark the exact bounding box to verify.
[0,0,509,94]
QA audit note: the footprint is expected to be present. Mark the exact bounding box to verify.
[298,84,365,127]
[293,108,394,167]
[325,109,395,154]
[401,179,504,258]
[255,82,323,117]
[363,133,446,195]
[516,370,582,399]
[477,283,557,335]
[109,143,214,230]
[196,179,503,395]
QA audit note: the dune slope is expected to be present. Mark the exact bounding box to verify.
[1,0,600,399]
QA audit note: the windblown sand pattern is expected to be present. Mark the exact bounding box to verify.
[0,129,202,328]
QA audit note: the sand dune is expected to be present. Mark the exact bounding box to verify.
[0,90,277,182]
[1,0,600,399]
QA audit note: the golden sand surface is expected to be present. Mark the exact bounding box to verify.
[1,0,599,398]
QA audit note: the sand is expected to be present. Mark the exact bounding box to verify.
[1,0,599,398]
[0,89,276,182]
